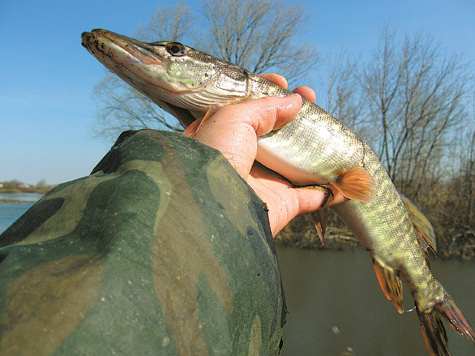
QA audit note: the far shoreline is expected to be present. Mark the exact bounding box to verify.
[0,187,53,195]
[0,187,51,204]
[0,198,39,204]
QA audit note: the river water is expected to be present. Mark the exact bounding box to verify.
[0,193,41,234]
[1,197,474,355]
[276,246,475,356]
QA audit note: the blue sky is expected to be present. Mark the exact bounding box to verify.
[1,0,473,185]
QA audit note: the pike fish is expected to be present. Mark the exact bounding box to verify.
[81,29,474,355]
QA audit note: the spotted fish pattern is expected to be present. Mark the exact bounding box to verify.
[0,130,286,355]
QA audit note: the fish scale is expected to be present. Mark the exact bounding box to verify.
[81,29,475,355]
[248,74,423,271]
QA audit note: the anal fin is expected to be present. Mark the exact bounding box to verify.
[372,259,404,313]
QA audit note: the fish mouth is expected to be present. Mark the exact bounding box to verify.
[81,29,165,75]
[81,29,200,127]
[81,29,244,128]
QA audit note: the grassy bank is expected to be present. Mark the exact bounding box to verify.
[275,214,475,260]
[0,186,53,195]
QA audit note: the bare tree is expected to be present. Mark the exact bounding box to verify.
[199,0,318,83]
[93,0,318,140]
[357,27,470,199]
[448,109,475,230]
[458,127,475,228]
[93,75,181,141]
[136,2,195,42]
[359,27,402,173]
[322,26,472,254]
[468,128,475,226]
[93,2,195,140]
[431,124,475,255]
[324,53,370,140]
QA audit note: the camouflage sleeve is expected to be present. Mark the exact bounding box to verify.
[0,129,286,356]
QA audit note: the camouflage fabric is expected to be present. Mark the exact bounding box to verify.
[0,130,286,356]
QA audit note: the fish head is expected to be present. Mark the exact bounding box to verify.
[81,29,249,127]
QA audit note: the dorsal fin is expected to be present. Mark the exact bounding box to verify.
[372,258,404,314]
[400,194,437,254]
[328,166,375,203]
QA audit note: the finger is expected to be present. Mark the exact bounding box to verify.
[209,94,302,137]
[251,94,303,135]
[293,186,347,215]
[249,161,292,187]
[293,86,316,103]
[259,73,316,103]
[189,95,301,179]
[250,162,347,211]
[259,73,288,89]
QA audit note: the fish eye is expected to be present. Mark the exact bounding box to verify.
[166,42,186,56]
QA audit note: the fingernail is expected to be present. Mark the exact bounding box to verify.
[317,185,334,208]
[274,94,302,129]
[287,93,302,103]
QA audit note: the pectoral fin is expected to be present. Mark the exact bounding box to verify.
[400,194,437,255]
[183,106,221,137]
[183,98,247,137]
[328,166,375,203]
[183,117,202,137]
[372,259,404,314]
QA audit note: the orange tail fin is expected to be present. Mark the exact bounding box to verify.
[417,285,475,355]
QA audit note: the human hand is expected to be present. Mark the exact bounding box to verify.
[184,74,345,236]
